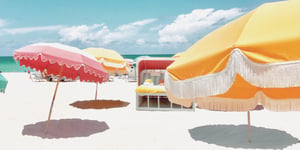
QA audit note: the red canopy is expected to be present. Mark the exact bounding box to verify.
[136,57,174,85]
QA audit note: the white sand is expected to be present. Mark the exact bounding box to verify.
[1,72,300,150]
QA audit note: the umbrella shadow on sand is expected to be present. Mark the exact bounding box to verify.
[189,125,299,149]
[70,99,130,110]
[22,119,109,139]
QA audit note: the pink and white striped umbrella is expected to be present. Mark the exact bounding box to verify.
[14,43,108,82]
[14,43,109,133]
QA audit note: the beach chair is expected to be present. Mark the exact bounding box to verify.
[135,57,195,111]
[30,71,47,82]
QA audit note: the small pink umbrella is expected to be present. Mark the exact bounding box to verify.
[125,59,134,67]
[14,43,108,132]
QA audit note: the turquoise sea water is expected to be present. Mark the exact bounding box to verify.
[0,54,173,72]
[0,56,29,72]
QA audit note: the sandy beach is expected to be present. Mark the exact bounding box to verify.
[1,72,300,150]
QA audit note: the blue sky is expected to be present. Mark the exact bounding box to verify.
[0,0,281,56]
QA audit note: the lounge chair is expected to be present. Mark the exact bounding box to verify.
[30,71,47,82]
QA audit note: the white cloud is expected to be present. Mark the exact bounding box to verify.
[103,31,131,44]
[150,25,164,31]
[0,18,7,27]
[117,19,156,31]
[103,19,156,44]
[59,24,109,43]
[59,18,157,45]
[158,8,245,43]
[136,39,145,45]
[3,25,64,34]
[159,35,188,43]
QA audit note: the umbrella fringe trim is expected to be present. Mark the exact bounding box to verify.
[166,90,300,111]
[165,49,300,98]
[260,94,300,111]
[99,58,128,69]
[14,54,108,82]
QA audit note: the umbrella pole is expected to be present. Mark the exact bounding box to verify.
[247,111,251,143]
[95,82,98,101]
[45,66,64,133]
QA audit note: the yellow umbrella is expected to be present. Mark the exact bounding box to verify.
[166,0,300,110]
[84,48,129,75]
[165,0,300,142]
[172,52,184,58]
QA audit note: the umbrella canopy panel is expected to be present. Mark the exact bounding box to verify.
[167,0,300,81]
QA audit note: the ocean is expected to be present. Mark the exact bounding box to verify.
[0,54,174,72]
